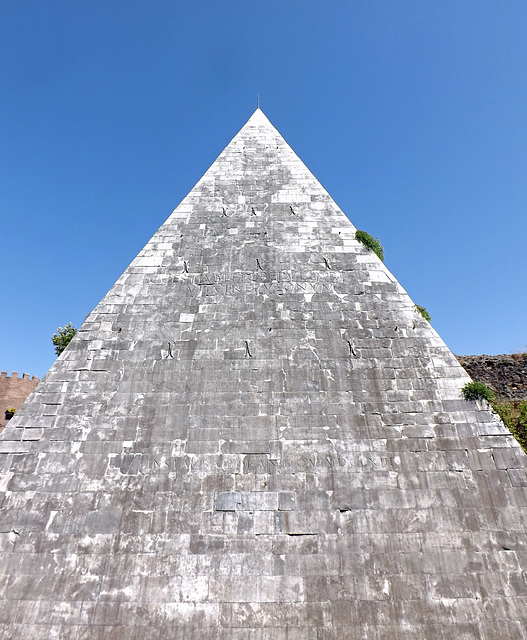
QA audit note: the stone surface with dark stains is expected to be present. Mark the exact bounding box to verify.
[0,109,526,639]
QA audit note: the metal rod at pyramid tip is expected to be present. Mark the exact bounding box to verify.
[257,94,260,109]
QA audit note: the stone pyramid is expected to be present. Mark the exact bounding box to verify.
[1,109,526,639]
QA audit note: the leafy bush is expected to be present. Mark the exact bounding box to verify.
[493,400,527,454]
[414,305,431,322]
[461,381,495,403]
[355,230,384,262]
[52,322,77,356]
[5,407,16,414]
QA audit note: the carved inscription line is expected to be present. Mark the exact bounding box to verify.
[109,453,393,476]
[187,270,345,285]
[186,281,337,296]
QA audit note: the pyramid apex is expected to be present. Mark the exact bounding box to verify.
[245,106,273,127]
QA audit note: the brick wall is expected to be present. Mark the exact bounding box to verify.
[0,371,40,431]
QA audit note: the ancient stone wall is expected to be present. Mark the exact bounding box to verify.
[0,371,40,431]
[457,354,527,402]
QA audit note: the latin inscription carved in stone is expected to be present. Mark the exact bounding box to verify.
[182,269,352,297]
[108,452,393,476]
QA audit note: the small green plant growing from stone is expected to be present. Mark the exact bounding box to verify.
[52,322,77,356]
[355,230,384,262]
[461,381,495,403]
[414,305,431,322]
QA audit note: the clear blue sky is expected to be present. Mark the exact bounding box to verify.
[1,1,526,378]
